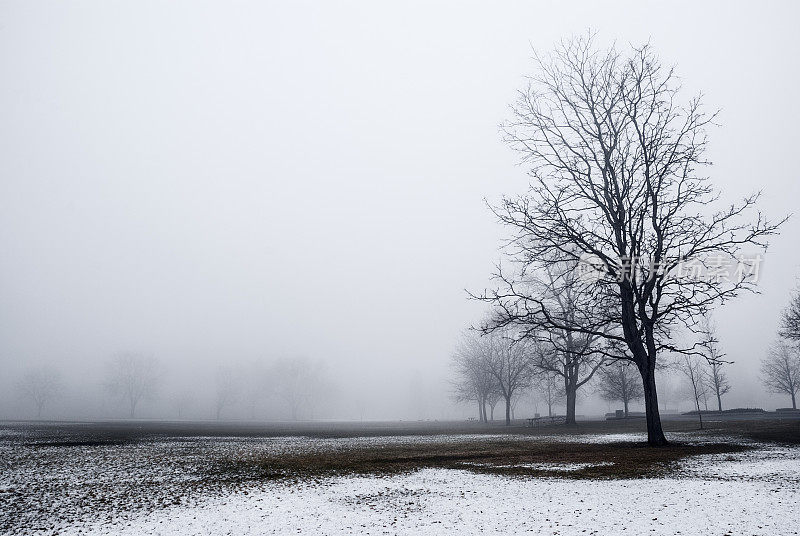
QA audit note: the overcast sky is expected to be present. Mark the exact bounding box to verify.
[1,1,798,418]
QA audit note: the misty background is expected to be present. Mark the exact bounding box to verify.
[1,1,799,420]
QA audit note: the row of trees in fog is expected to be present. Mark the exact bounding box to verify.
[453,284,800,423]
[762,291,800,409]
[452,33,791,445]
[451,320,732,424]
[14,354,334,420]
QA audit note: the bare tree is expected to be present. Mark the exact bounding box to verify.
[695,315,732,413]
[451,332,500,422]
[706,351,731,413]
[780,286,800,342]
[761,340,800,409]
[272,357,331,420]
[596,362,643,417]
[676,355,709,429]
[479,34,783,445]
[214,366,241,420]
[306,360,335,420]
[656,369,680,414]
[172,389,195,419]
[535,371,563,417]
[516,261,608,425]
[487,390,502,421]
[17,367,63,418]
[242,361,270,420]
[484,330,535,425]
[105,352,159,418]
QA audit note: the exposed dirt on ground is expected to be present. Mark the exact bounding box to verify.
[2,419,798,535]
[214,437,749,481]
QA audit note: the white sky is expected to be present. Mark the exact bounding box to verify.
[1,1,798,418]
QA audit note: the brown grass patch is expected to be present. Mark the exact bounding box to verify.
[208,438,750,482]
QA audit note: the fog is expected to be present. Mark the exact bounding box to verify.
[1,1,799,421]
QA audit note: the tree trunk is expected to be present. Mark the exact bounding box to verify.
[477,399,483,422]
[694,394,703,430]
[623,397,629,417]
[639,363,668,446]
[792,391,797,410]
[505,396,511,426]
[696,396,704,430]
[565,385,576,425]
[622,286,667,446]
[716,392,723,413]
[490,403,495,421]
[547,400,553,418]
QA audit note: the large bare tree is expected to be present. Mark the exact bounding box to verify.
[480,34,782,445]
[105,352,160,418]
[761,340,800,409]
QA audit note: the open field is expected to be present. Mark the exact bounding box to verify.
[2,419,800,535]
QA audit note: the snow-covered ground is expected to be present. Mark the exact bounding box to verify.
[62,446,800,536]
[3,425,799,535]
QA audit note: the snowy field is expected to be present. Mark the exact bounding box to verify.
[2,421,799,535]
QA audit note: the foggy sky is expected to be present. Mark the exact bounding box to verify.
[2,1,799,419]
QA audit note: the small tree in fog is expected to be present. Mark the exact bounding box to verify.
[172,389,195,419]
[214,366,241,420]
[273,357,331,420]
[676,356,709,429]
[761,340,800,409]
[242,361,270,420]
[535,372,563,418]
[705,349,730,414]
[484,330,534,425]
[706,360,730,413]
[482,260,608,425]
[451,332,500,422]
[656,371,680,414]
[596,362,643,417]
[17,367,63,418]
[485,390,501,421]
[105,352,159,418]
[701,317,730,412]
[780,286,800,342]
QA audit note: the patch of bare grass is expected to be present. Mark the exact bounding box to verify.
[211,438,750,481]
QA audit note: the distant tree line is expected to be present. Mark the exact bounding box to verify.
[13,353,335,421]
